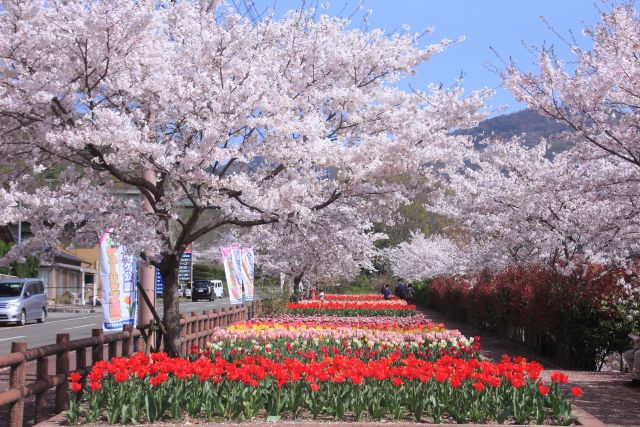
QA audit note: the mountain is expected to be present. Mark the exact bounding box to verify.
[458,109,571,154]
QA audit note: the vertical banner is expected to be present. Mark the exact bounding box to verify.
[231,245,244,300]
[280,272,285,291]
[99,230,137,331]
[240,247,254,301]
[221,246,243,304]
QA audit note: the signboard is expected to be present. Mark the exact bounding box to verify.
[240,247,254,301]
[155,269,163,295]
[155,244,192,295]
[179,244,193,283]
[221,246,243,304]
[99,230,137,331]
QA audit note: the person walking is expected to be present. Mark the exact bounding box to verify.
[396,282,407,299]
[383,284,391,300]
[406,284,415,303]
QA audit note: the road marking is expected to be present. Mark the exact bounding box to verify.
[63,324,96,331]
[0,301,227,335]
[0,315,101,332]
[0,335,25,342]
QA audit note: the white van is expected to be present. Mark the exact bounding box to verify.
[0,278,48,325]
[209,280,224,299]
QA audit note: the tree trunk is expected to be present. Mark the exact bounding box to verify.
[160,253,181,356]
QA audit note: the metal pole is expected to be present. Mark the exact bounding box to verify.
[17,201,22,245]
[81,268,85,305]
[93,261,98,306]
[137,168,156,335]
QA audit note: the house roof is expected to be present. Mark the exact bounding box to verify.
[0,224,34,243]
[54,251,92,266]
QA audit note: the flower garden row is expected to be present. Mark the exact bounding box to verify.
[67,293,583,424]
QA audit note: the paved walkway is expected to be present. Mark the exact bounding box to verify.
[419,306,640,426]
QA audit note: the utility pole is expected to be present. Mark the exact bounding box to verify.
[137,168,156,340]
[17,201,22,245]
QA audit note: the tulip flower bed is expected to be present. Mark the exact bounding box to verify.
[324,293,399,301]
[297,298,409,306]
[286,300,416,316]
[67,352,582,425]
[65,294,583,424]
[207,315,478,361]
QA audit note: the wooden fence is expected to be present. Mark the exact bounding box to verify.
[0,302,261,427]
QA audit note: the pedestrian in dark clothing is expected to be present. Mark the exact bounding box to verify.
[383,284,391,300]
[406,284,415,303]
[396,282,407,299]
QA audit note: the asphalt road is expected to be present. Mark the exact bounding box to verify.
[0,298,235,354]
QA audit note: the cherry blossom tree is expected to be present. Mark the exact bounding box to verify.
[391,138,640,282]
[0,0,489,352]
[503,4,640,169]
[248,203,385,292]
[387,4,640,288]
[501,3,640,218]
[388,232,466,281]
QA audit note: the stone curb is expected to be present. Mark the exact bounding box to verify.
[572,405,607,427]
[33,405,606,427]
[34,413,67,427]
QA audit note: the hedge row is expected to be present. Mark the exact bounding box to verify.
[413,264,639,370]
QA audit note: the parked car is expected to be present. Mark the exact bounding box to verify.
[0,278,47,325]
[192,280,214,302]
[210,280,224,299]
[178,283,192,298]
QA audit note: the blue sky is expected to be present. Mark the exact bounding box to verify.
[266,1,606,116]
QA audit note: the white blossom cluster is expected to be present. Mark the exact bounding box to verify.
[390,4,640,285]
[0,1,489,277]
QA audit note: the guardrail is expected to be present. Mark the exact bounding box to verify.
[0,302,262,427]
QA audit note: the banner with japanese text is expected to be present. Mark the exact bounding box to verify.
[221,246,243,304]
[99,230,137,331]
[240,247,254,301]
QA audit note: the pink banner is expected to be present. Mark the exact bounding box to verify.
[221,246,243,304]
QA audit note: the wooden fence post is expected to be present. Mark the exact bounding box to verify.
[213,310,219,328]
[108,340,118,360]
[91,329,103,364]
[222,307,228,326]
[189,312,198,352]
[122,324,133,357]
[8,342,27,427]
[201,311,210,348]
[135,324,145,354]
[147,320,157,355]
[75,346,87,400]
[35,355,49,424]
[55,333,70,413]
[180,314,187,356]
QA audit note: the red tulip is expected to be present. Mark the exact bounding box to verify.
[571,386,583,397]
